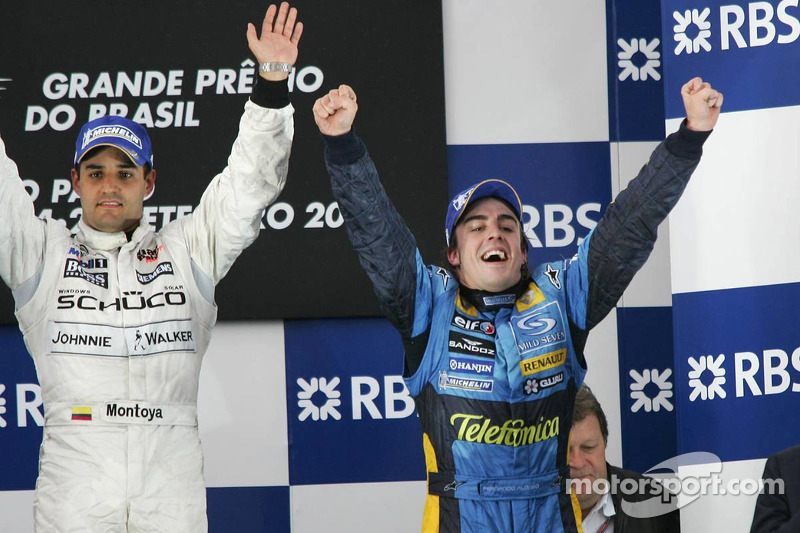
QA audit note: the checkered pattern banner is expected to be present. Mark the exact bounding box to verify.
[4,1,783,531]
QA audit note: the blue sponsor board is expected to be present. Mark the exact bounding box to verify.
[607,0,666,141]
[284,318,425,485]
[673,282,800,462]
[447,142,610,267]
[0,326,42,491]
[207,486,289,533]
[616,308,678,473]
[662,0,800,118]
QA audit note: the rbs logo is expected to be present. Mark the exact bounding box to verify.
[673,1,800,55]
[523,203,601,248]
[687,347,800,401]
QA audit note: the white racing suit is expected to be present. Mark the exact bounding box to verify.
[0,81,293,532]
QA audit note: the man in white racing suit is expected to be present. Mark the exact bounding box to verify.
[0,3,303,531]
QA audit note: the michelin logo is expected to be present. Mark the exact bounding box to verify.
[82,125,142,149]
[673,1,800,55]
[439,371,494,393]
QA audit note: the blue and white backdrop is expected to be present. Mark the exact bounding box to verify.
[2,0,794,531]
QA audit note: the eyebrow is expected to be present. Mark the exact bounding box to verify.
[461,213,518,225]
[84,161,137,170]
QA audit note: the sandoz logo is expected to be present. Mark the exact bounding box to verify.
[673,1,800,55]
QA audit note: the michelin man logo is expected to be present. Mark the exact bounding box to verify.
[297,377,342,421]
[673,8,712,54]
[688,354,726,401]
[617,38,661,81]
[629,369,673,412]
[0,384,6,427]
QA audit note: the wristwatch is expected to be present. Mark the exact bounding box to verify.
[259,62,292,73]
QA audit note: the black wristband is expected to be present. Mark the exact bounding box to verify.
[250,76,290,109]
[323,130,367,165]
[664,118,712,159]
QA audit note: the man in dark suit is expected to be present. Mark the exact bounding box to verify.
[569,385,680,532]
[751,444,800,533]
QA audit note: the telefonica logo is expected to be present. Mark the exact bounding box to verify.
[673,1,800,55]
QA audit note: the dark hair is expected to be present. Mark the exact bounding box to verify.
[444,196,531,280]
[574,384,609,444]
[74,146,152,177]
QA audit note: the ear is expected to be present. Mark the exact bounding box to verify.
[144,168,156,196]
[70,168,81,196]
[447,247,460,267]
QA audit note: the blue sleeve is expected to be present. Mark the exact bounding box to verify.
[323,130,419,337]
[564,232,592,331]
[584,120,707,329]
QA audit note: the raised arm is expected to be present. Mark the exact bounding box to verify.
[0,133,46,296]
[580,77,723,329]
[181,2,301,284]
[314,86,419,336]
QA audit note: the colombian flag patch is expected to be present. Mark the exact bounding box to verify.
[71,407,92,421]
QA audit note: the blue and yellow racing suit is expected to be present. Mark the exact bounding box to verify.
[323,122,708,532]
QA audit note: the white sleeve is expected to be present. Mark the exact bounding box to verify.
[0,133,46,292]
[179,100,294,285]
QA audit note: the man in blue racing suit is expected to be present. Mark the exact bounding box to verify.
[312,78,722,532]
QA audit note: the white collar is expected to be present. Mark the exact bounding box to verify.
[76,218,150,251]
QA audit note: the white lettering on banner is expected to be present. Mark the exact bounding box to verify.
[22,180,40,202]
[24,63,326,132]
[17,384,44,428]
[676,0,800,54]
[25,104,76,131]
[721,1,800,49]
[43,71,185,100]
[297,375,415,422]
[351,376,415,420]
[259,202,345,231]
[734,348,800,397]
[523,203,601,248]
[690,347,800,401]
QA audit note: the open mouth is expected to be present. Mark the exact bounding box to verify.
[481,250,507,263]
